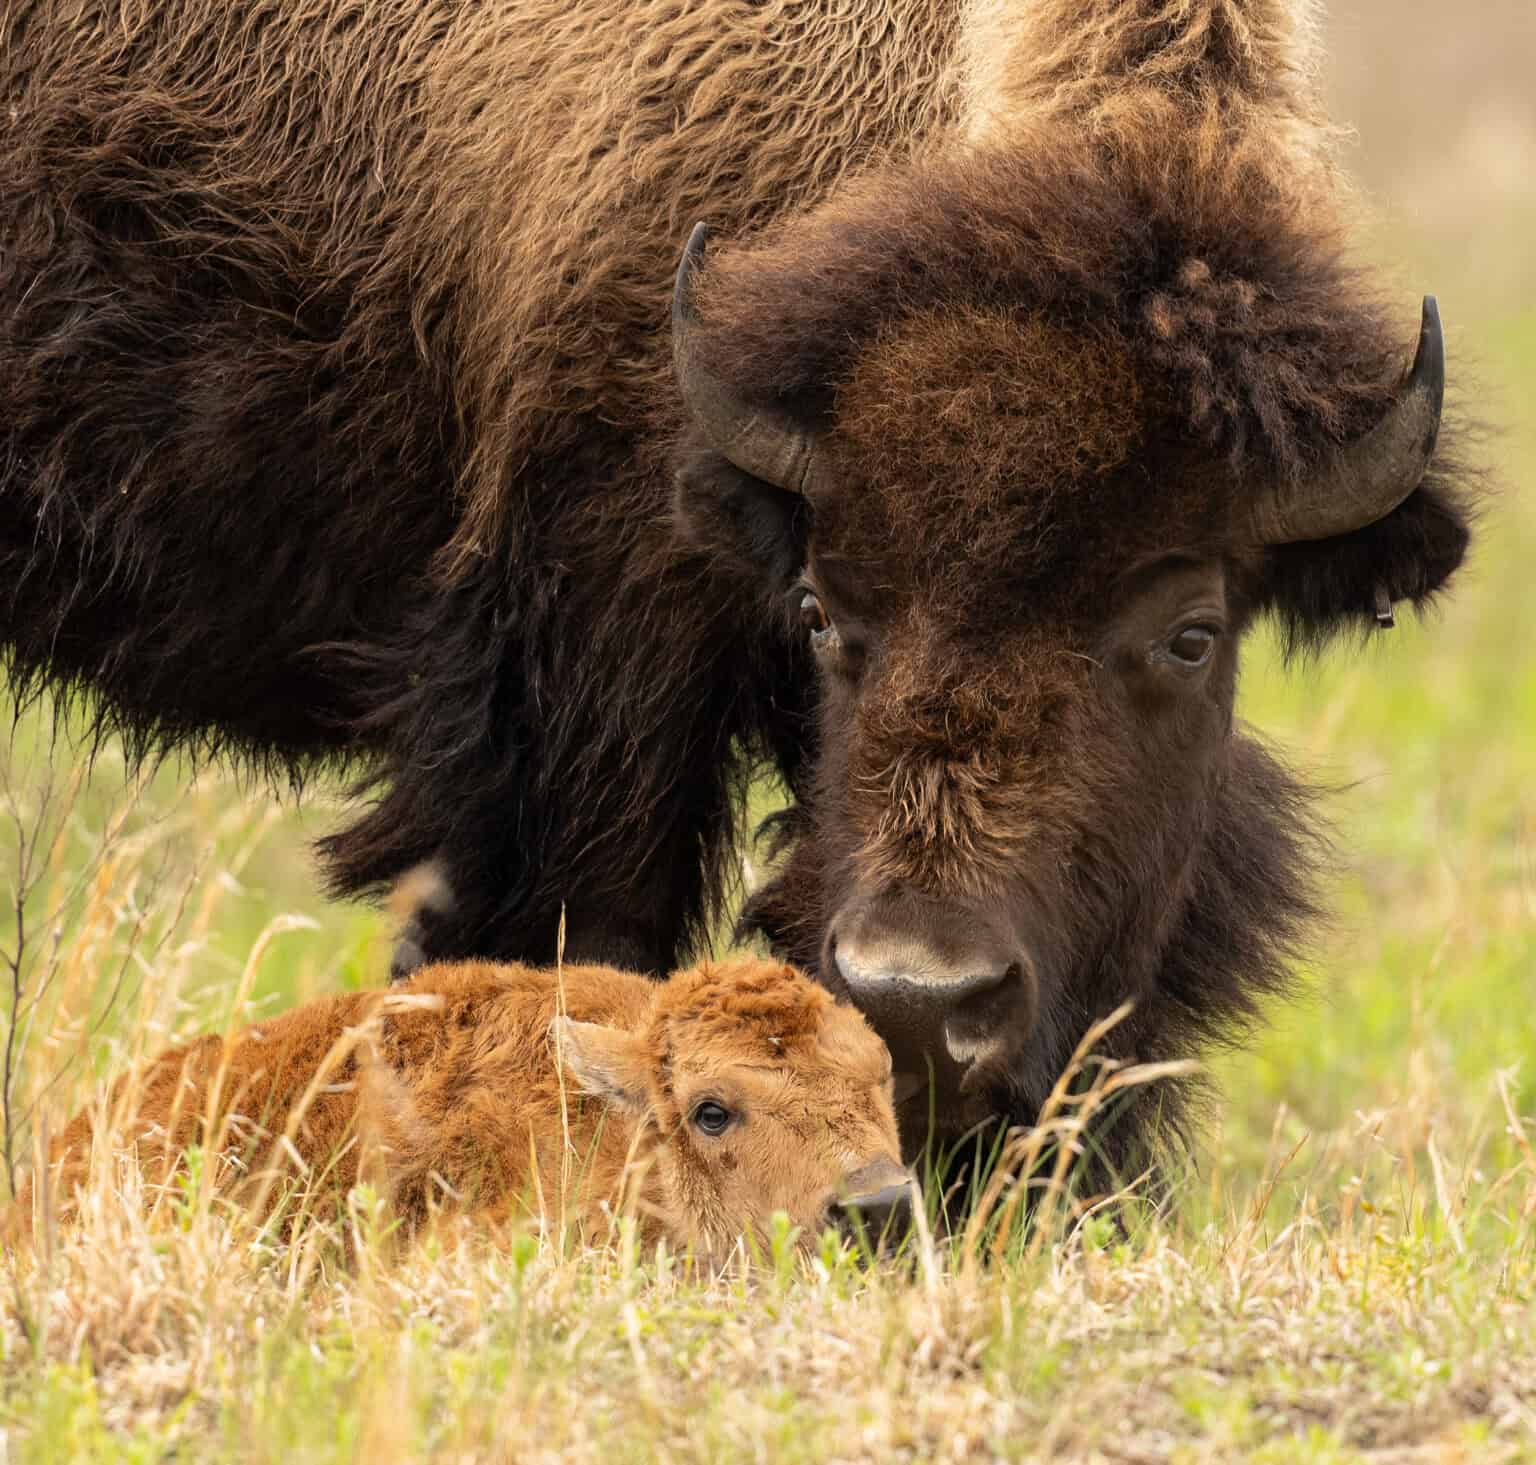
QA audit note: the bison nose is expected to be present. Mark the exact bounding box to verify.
[833,943,1013,1007]
[830,1182,916,1247]
[828,896,1034,1068]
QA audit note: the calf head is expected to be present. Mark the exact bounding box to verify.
[668,137,1474,1162]
[553,958,911,1258]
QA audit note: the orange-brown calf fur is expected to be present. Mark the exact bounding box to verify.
[18,960,905,1260]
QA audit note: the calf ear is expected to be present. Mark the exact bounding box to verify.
[672,447,807,591]
[1258,471,1474,649]
[549,1018,650,1113]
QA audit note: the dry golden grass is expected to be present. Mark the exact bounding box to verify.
[5,963,1535,1464]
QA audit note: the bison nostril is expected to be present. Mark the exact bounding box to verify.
[943,961,1030,1054]
[827,902,1036,1067]
[942,961,1016,1005]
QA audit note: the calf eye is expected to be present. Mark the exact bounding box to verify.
[690,1100,734,1136]
[1167,624,1217,667]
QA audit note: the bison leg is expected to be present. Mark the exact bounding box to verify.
[324,543,806,980]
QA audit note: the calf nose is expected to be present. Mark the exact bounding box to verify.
[830,1182,916,1245]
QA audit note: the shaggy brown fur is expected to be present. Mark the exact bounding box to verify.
[17,958,906,1260]
[959,0,1331,152]
[0,0,985,978]
[1,2,1478,1172]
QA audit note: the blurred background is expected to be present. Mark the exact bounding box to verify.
[1207,0,1536,1182]
[1,0,1532,1208]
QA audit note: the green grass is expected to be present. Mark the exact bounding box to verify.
[1207,299,1536,1185]
[1,314,1528,1461]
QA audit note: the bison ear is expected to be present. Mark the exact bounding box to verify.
[1257,472,1475,650]
[672,447,807,591]
[549,1018,650,1113]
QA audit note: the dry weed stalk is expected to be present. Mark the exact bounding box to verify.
[0,749,173,1199]
[955,1002,1199,1274]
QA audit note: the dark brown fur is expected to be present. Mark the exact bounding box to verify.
[2,0,965,973]
[1,2,1478,1172]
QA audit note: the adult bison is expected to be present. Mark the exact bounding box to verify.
[1,0,1473,1167]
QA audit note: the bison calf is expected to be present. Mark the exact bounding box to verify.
[21,958,911,1261]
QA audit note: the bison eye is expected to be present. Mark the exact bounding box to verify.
[798,590,830,636]
[691,1100,734,1136]
[796,588,844,658]
[1167,624,1218,667]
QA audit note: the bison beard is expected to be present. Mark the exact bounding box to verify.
[1,1,1477,1181]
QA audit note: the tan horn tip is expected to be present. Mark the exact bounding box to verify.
[1248,292,1447,545]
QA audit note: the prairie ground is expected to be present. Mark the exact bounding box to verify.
[2,6,1534,1461]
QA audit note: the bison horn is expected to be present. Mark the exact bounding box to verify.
[1248,296,1445,544]
[672,222,825,495]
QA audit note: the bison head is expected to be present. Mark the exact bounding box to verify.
[667,146,1472,1162]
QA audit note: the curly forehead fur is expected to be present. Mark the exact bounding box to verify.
[643,959,881,1076]
[848,311,1144,477]
[689,135,1405,490]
